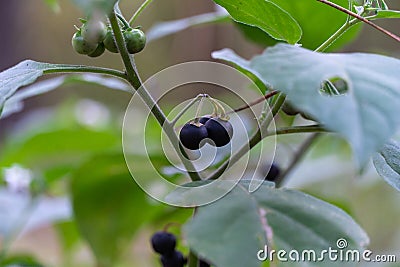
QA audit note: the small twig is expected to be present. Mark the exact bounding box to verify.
[316,0,400,42]
[268,125,327,136]
[171,94,204,126]
[227,90,278,114]
[275,133,321,187]
[129,0,154,25]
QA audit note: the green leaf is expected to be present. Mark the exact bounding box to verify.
[0,128,119,168]
[371,10,400,19]
[213,44,400,166]
[213,0,302,44]
[71,0,117,15]
[236,0,361,50]
[184,182,369,267]
[43,0,60,13]
[147,11,230,42]
[71,153,154,266]
[0,61,72,116]
[1,74,130,119]
[0,254,45,267]
[373,140,400,192]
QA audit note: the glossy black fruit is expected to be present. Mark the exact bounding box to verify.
[265,163,280,182]
[179,123,208,150]
[199,259,211,267]
[300,111,316,121]
[161,251,186,267]
[204,118,233,147]
[151,231,176,255]
[282,101,300,116]
[198,115,211,125]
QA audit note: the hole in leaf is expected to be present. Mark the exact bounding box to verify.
[319,77,349,96]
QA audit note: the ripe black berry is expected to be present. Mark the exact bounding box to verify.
[265,163,280,182]
[199,259,211,267]
[179,123,208,150]
[151,231,176,255]
[204,118,233,147]
[160,250,186,267]
[199,115,211,125]
[300,111,315,121]
[282,101,300,116]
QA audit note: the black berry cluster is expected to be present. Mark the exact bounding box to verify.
[264,163,281,182]
[179,116,233,150]
[151,231,186,267]
[72,19,146,57]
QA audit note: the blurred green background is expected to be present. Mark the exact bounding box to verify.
[0,0,399,266]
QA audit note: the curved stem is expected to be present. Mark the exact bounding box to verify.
[109,10,201,181]
[44,65,127,80]
[315,20,352,52]
[129,0,154,25]
[171,94,203,126]
[187,250,199,267]
[275,133,321,187]
[116,13,131,30]
[268,125,327,136]
[227,90,278,114]
[316,0,400,43]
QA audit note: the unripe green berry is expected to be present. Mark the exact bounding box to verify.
[81,20,107,43]
[123,28,146,54]
[71,31,97,55]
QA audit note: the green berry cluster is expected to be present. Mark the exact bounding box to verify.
[72,19,146,57]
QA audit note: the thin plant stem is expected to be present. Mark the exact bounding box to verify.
[129,0,154,25]
[267,125,327,137]
[227,90,278,114]
[194,96,205,122]
[316,0,400,43]
[108,10,201,181]
[171,94,203,126]
[43,65,127,80]
[275,133,321,187]
[187,250,199,267]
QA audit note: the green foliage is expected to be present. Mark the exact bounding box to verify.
[184,181,369,267]
[373,140,400,192]
[213,0,302,44]
[236,0,361,50]
[1,1,400,266]
[0,254,45,267]
[43,0,60,13]
[71,0,117,15]
[213,44,400,166]
[0,69,129,119]
[71,153,154,266]
[147,11,230,42]
[372,9,400,19]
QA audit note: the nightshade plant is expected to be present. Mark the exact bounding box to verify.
[0,0,400,266]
